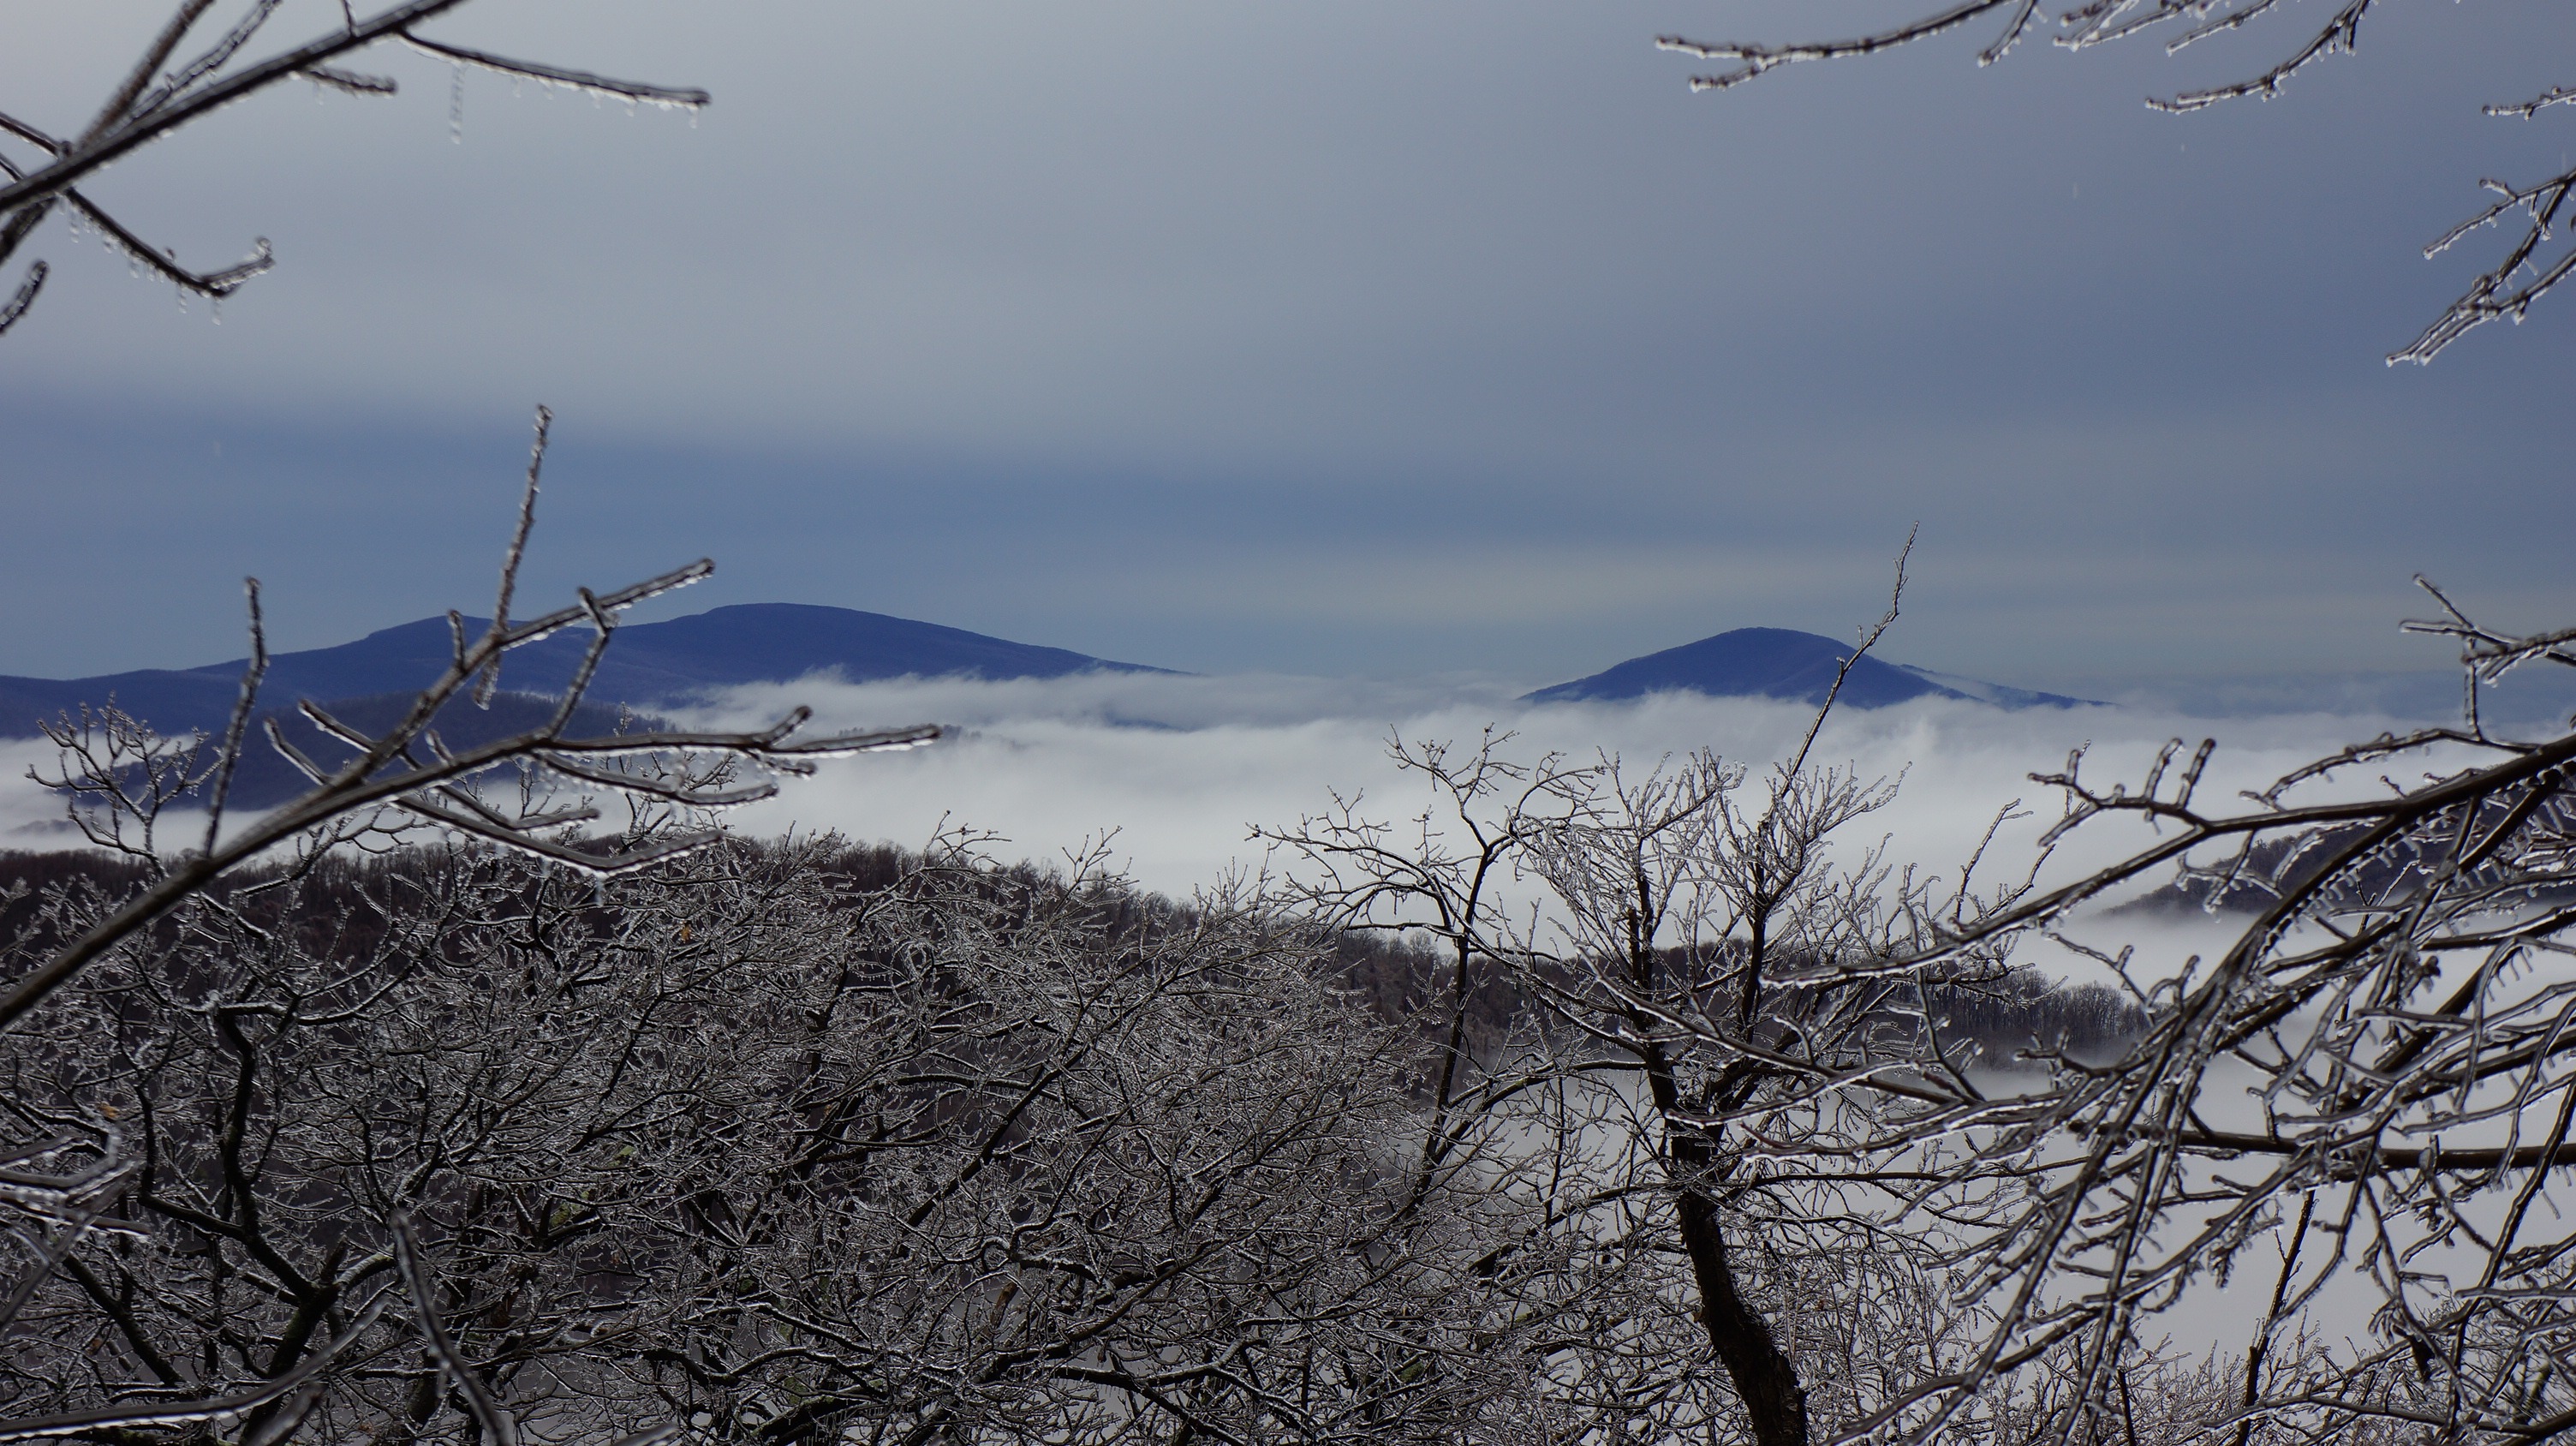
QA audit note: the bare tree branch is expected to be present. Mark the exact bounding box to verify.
[0,3,702,331]
[1656,0,2573,362]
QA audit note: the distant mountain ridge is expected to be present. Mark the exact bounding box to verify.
[0,603,1175,742]
[1525,627,2095,710]
[1,615,2091,759]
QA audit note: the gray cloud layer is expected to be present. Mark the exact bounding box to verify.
[3,0,2571,689]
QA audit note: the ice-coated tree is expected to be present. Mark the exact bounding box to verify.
[0,410,942,1443]
[1257,565,2079,1445]
[1780,584,2576,1443]
[1269,562,2576,1445]
[0,822,1569,1443]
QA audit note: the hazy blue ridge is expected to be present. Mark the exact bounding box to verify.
[1524,628,2098,709]
[1887,663,2099,710]
[0,602,1179,742]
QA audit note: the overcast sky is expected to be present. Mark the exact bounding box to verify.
[3,0,2572,696]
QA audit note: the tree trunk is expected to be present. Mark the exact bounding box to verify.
[1640,1037,1810,1446]
[1674,1181,1810,1446]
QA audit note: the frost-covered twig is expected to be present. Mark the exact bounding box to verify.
[0,3,701,331]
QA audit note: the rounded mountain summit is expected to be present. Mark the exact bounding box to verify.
[1524,628,2096,710]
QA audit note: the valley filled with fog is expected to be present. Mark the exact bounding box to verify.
[672,669,2446,911]
[1,660,2513,954]
[8,0,2572,1431]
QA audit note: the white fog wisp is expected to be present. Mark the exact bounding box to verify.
[670,670,2436,909]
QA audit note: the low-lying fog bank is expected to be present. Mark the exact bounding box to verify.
[0,667,2497,988]
[681,671,2465,915]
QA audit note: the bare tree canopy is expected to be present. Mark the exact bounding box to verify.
[0,411,956,1444]
[11,11,2576,1444]
[9,474,2576,1442]
[1257,553,2576,1443]
[1656,0,2573,362]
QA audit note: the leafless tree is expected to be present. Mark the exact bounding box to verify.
[1721,580,2576,1444]
[1252,551,2576,1446]
[1654,0,2573,363]
[15,392,2576,1446]
[6,405,932,1035]
[1259,558,2128,1446]
[0,405,1596,1445]
[0,2,707,337]
[1435,572,2576,1443]
[0,407,934,1444]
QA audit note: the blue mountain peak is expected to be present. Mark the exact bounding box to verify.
[1,604,1176,742]
[1524,627,2093,710]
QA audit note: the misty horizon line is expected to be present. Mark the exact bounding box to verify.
[9,595,2561,724]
